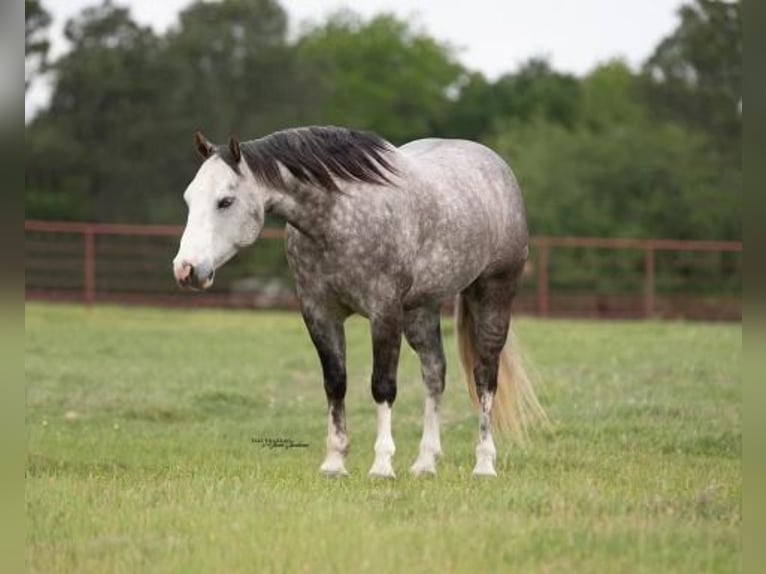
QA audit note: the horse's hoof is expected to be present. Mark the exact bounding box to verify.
[320,462,348,477]
[471,460,497,477]
[320,460,348,478]
[320,468,348,478]
[410,459,437,477]
[368,462,396,479]
[369,471,396,479]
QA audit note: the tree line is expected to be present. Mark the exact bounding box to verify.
[25,0,740,242]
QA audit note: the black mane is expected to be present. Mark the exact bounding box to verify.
[216,126,397,192]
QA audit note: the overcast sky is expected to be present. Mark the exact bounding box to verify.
[26,0,686,119]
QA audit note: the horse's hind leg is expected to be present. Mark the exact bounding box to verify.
[301,306,349,477]
[461,271,517,477]
[404,306,445,476]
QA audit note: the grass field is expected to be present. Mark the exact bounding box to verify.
[26,302,741,573]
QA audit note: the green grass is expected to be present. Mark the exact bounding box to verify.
[26,302,741,573]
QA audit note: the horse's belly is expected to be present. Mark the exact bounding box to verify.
[404,245,488,307]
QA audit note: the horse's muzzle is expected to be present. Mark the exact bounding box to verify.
[174,260,214,290]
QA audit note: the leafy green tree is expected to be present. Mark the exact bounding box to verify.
[578,60,645,130]
[162,0,307,141]
[440,58,581,140]
[491,61,740,242]
[26,1,165,221]
[296,12,465,144]
[641,0,741,157]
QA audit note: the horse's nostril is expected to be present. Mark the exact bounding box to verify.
[175,260,214,289]
[175,262,194,285]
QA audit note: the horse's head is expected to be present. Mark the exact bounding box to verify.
[173,132,265,290]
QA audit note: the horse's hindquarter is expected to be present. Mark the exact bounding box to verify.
[399,139,529,305]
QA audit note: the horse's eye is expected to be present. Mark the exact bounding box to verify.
[217,197,234,210]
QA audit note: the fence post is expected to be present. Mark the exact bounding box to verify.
[644,246,655,319]
[537,243,550,317]
[84,224,96,306]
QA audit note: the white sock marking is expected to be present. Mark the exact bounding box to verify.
[320,408,348,477]
[369,402,396,478]
[473,392,497,477]
[411,395,442,476]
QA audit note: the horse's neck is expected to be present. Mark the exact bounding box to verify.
[265,184,331,239]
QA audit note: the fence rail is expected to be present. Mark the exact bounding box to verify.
[25,220,742,320]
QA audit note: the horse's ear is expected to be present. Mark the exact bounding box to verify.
[228,135,241,164]
[194,131,214,160]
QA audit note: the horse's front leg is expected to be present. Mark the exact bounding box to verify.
[302,307,349,477]
[368,310,403,479]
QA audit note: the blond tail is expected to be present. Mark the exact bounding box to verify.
[456,295,549,443]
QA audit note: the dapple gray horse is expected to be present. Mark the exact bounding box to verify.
[173,126,546,477]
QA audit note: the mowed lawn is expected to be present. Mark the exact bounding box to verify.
[26,302,741,573]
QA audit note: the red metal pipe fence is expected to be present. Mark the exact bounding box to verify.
[530,235,742,319]
[25,220,742,320]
